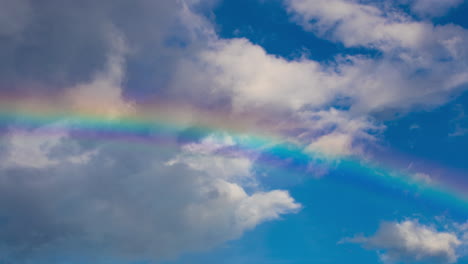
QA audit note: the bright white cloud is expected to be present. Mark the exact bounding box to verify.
[307,132,354,157]
[167,133,256,184]
[346,220,463,264]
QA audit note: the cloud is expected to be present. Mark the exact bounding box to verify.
[0,0,31,36]
[285,0,429,50]
[283,0,468,112]
[167,133,257,185]
[64,28,135,119]
[410,0,463,18]
[0,0,205,96]
[1,0,468,262]
[0,8,300,260]
[0,123,300,263]
[174,38,383,155]
[306,132,354,157]
[0,123,96,169]
[344,220,463,264]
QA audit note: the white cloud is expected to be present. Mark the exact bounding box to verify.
[2,0,468,262]
[283,0,468,112]
[176,38,338,111]
[0,123,301,263]
[168,0,468,160]
[285,0,430,50]
[0,38,300,263]
[167,133,256,184]
[307,132,354,157]
[1,123,97,169]
[185,179,300,241]
[175,38,385,156]
[345,220,463,264]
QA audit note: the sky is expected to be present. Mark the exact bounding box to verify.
[0,0,468,263]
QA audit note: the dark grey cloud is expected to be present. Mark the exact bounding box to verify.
[0,0,198,98]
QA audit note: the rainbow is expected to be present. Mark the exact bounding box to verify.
[1,95,468,215]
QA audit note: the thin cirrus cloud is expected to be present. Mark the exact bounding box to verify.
[409,0,464,17]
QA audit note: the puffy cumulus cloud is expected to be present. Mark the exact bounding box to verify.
[167,133,257,184]
[0,124,300,263]
[189,38,338,111]
[306,132,354,157]
[1,0,467,159]
[345,220,464,264]
[4,0,466,162]
[0,2,301,261]
[0,24,302,260]
[173,37,387,156]
[170,8,468,153]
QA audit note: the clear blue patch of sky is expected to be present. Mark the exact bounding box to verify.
[381,91,468,172]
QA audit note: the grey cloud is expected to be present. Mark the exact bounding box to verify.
[0,5,301,259]
[0,125,299,263]
[3,0,468,262]
[0,0,201,98]
[0,0,32,36]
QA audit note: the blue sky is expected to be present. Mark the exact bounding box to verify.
[0,0,468,264]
